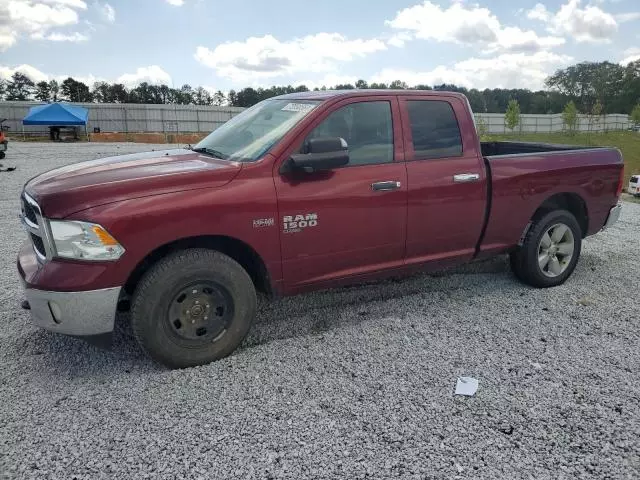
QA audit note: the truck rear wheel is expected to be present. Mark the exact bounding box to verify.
[131,248,257,368]
[510,209,582,288]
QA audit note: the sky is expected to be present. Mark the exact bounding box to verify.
[1,0,640,93]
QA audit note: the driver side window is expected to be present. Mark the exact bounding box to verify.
[303,101,394,166]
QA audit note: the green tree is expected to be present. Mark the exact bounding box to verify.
[227,90,238,106]
[588,99,603,132]
[109,83,128,103]
[129,82,153,103]
[355,79,368,89]
[34,81,51,102]
[212,90,226,106]
[92,81,111,103]
[562,101,578,133]
[179,84,195,104]
[5,72,35,100]
[389,80,408,89]
[631,104,640,127]
[157,84,170,104]
[475,115,488,138]
[48,79,60,102]
[504,99,521,132]
[61,77,92,102]
[194,86,212,105]
[0,79,6,100]
[546,61,625,114]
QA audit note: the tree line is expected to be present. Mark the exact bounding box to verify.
[1,60,639,115]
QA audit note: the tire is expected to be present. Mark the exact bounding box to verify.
[509,209,582,288]
[131,248,257,368]
[0,151,5,159]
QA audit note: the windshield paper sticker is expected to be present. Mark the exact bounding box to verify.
[281,103,315,113]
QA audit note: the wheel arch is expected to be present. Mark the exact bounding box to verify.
[123,235,273,301]
[531,192,589,238]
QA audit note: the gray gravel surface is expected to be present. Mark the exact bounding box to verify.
[1,142,639,480]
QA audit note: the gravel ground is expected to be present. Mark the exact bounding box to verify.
[1,142,639,480]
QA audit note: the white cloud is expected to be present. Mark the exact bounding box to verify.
[526,4,550,22]
[8,1,81,34]
[527,0,618,43]
[165,0,184,5]
[99,3,115,22]
[32,31,89,41]
[0,0,91,51]
[370,51,573,91]
[0,64,50,83]
[387,32,412,48]
[386,1,564,53]
[0,31,18,52]
[195,33,386,82]
[289,74,361,91]
[615,12,640,23]
[0,63,171,89]
[620,47,640,65]
[0,63,107,87]
[40,0,87,8]
[116,65,172,87]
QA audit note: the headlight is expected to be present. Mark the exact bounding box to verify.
[49,220,125,261]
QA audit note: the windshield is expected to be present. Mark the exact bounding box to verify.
[194,99,322,162]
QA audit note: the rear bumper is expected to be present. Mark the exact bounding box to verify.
[602,203,622,230]
[24,286,121,336]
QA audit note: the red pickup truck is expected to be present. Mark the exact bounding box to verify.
[18,90,624,368]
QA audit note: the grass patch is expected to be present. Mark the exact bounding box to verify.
[483,131,640,188]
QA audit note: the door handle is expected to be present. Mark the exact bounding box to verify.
[453,173,480,183]
[371,181,401,191]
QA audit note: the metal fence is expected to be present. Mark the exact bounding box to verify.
[0,101,634,136]
[474,112,632,134]
[0,101,245,136]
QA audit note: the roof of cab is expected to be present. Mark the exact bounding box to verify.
[272,89,468,101]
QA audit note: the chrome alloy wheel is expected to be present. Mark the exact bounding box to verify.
[537,223,575,278]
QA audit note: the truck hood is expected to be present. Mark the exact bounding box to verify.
[25,148,242,218]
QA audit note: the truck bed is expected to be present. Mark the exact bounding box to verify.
[481,141,609,157]
[479,145,623,256]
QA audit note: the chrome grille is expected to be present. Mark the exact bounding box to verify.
[22,197,38,226]
[30,233,46,259]
[20,192,49,261]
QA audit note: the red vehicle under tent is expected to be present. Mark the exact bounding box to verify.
[17,90,624,369]
[0,118,7,158]
[0,118,12,172]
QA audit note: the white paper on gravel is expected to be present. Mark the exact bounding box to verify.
[455,376,479,396]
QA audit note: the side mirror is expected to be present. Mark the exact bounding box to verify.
[280,137,349,174]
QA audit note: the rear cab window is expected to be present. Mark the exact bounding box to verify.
[405,99,463,160]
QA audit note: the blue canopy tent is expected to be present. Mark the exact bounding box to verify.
[22,103,89,140]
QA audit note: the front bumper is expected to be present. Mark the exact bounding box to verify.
[18,240,121,336]
[602,203,622,230]
[24,286,121,336]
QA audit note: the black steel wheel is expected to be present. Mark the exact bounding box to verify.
[166,282,234,344]
[131,249,257,368]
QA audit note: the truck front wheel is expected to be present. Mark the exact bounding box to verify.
[131,248,257,368]
[510,209,582,288]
